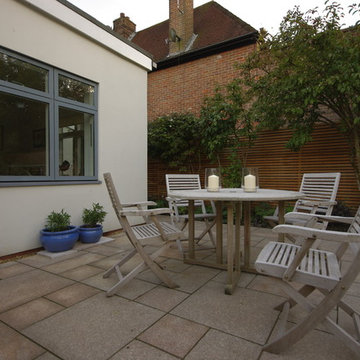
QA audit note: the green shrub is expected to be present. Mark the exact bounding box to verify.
[327,201,353,232]
[82,203,107,227]
[45,209,71,232]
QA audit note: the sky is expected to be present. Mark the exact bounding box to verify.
[67,0,358,34]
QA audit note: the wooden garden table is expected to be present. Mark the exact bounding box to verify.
[168,188,303,294]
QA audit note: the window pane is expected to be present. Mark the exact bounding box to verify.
[0,92,49,176]
[0,51,48,92]
[59,107,94,177]
[58,75,95,105]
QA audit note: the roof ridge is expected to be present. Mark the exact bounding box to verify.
[203,1,257,33]
[130,0,258,62]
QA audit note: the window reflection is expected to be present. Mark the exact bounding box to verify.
[0,92,48,176]
[58,75,95,105]
[59,107,94,176]
[0,51,48,92]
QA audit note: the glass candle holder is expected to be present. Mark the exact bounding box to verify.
[205,168,221,192]
[241,167,259,192]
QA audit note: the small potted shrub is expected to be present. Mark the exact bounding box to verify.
[40,209,79,252]
[79,203,107,243]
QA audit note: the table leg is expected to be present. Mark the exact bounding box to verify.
[278,200,285,242]
[225,202,241,295]
[184,200,227,271]
[188,200,195,259]
[235,202,242,273]
[243,201,251,270]
[216,201,223,264]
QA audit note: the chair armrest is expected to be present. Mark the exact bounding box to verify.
[285,212,354,224]
[120,208,172,217]
[121,201,157,208]
[273,224,360,243]
[297,200,337,207]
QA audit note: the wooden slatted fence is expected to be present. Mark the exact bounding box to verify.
[148,125,360,212]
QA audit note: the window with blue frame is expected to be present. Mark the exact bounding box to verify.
[0,48,98,184]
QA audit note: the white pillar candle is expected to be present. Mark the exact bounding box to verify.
[208,174,219,191]
[244,174,256,191]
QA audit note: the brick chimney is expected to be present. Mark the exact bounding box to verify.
[169,0,194,55]
[113,13,136,39]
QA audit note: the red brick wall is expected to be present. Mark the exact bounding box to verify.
[148,44,256,121]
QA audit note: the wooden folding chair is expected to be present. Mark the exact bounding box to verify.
[103,172,182,296]
[165,174,216,253]
[264,172,341,230]
[255,208,360,356]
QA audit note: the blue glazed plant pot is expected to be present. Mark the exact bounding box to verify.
[79,225,103,243]
[40,226,79,252]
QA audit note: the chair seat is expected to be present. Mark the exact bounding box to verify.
[263,215,278,222]
[133,221,182,241]
[177,213,216,220]
[263,215,312,226]
[255,241,341,291]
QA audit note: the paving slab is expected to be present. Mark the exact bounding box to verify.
[74,236,114,251]
[0,260,17,268]
[37,249,78,259]
[35,353,61,360]
[102,234,133,250]
[212,271,256,288]
[138,314,208,358]
[109,340,178,360]
[0,298,64,330]
[185,328,262,360]
[171,265,221,293]
[89,252,133,270]
[136,285,189,312]
[82,244,124,256]
[348,281,360,297]
[23,293,164,360]
[41,253,105,274]
[260,324,358,360]
[0,322,45,360]
[82,273,156,299]
[247,274,289,297]
[0,262,34,279]
[135,267,163,284]
[0,269,73,313]
[59,264,104,281]
[18,251,82,268]
[36,238,114,259]
[160,258,192,273]
[45,283,100,307]
[2,224,359,359]
[171,280,281,345]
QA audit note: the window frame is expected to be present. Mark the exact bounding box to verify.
[0,47,99,186]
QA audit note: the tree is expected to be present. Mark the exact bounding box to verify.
[199,80,257,187]
[241,2,360,187]
[148,112,203,172]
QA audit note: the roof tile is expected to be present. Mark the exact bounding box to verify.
[131,1,257,62]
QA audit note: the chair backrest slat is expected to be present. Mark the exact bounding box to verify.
[166,174,207,212]
[166,174,202,192]
[295,172,341,216]
[103,172,123,220]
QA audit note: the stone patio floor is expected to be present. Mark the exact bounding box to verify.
[1,222,360,360]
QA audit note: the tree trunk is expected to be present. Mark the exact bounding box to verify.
[348,129,360,191]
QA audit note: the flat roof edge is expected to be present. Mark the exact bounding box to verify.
[154,31,258,70]
[21,0,153,71]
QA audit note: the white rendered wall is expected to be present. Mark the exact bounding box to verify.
[0,0,150,256]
